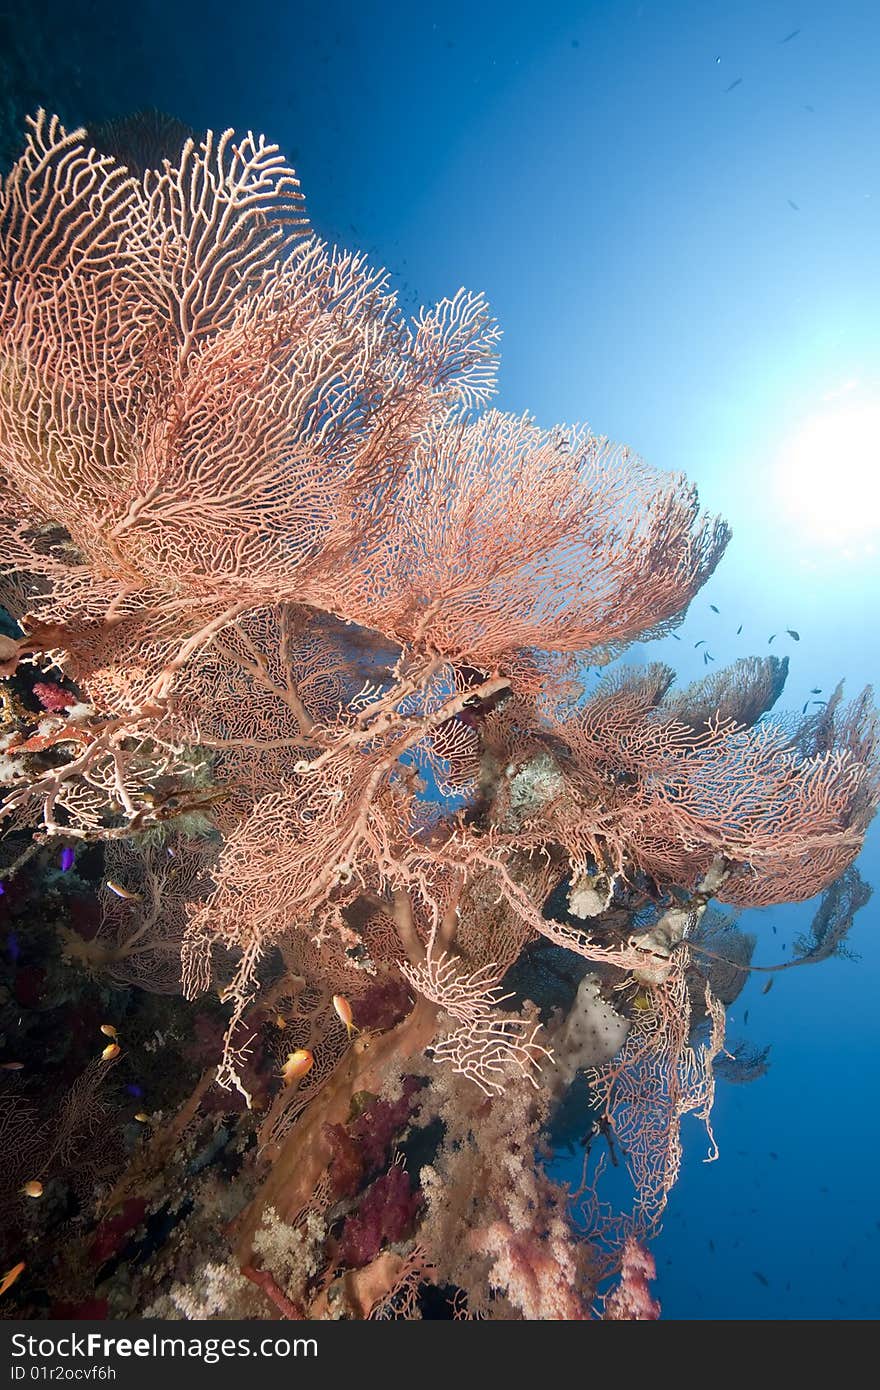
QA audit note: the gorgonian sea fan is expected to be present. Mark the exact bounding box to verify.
[0,112,877,1322]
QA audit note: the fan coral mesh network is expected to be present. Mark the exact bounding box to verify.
[0,112,877,1320]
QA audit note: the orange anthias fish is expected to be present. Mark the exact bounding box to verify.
[101,1042,121,1061]
[332,994,358,1039]
[281,1049,314,1086]
[21,1180,42,1198]
[0,1261,25,1298]
[100,1024,118,1039]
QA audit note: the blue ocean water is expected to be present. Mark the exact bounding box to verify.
[1,0,877,1319]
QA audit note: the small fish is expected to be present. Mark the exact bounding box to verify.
[812,700,825,706]
[0,881,4,895]
[771,924,777,934]
[632,989,654,1014]
[705,653,715,663]
[59,846,75,872]
[725,77,743,92]
[788,199,800,211]
[21,1180,43,1199]
[1,1061,24,1070]
[695,640,706,649]
[134,1112,150,1123]
[0,1261,25,1298]
[769,1151,778,1159]
[802,701,809,714]
[709,1239,715,1253]
[101,1042,121,1061]
[281,1048,314,1086]
[786,628,800,640]
[7,931,20,963]
[780,29,800,43]
[332,994,357,1039]
[768,634,776,644]
[105,880,142,901]
[125,1083,144,1098]
[803,104,815,112]
[761,978,774,995]
[671,632,681,640]
[736,624,743,635]
[100,1023,118,1039]
[274,1014,287,1030]
[753,1271,770,1287]
[710,604,720,613]
[810,687,822,694]
[743,1010,749,1025]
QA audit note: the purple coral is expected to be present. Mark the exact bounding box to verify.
[337,1165,423,1268]
[324,1076,422,1200]
[349,1076,422,1168]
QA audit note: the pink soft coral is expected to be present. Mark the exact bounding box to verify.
[603,1238,661,1320]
